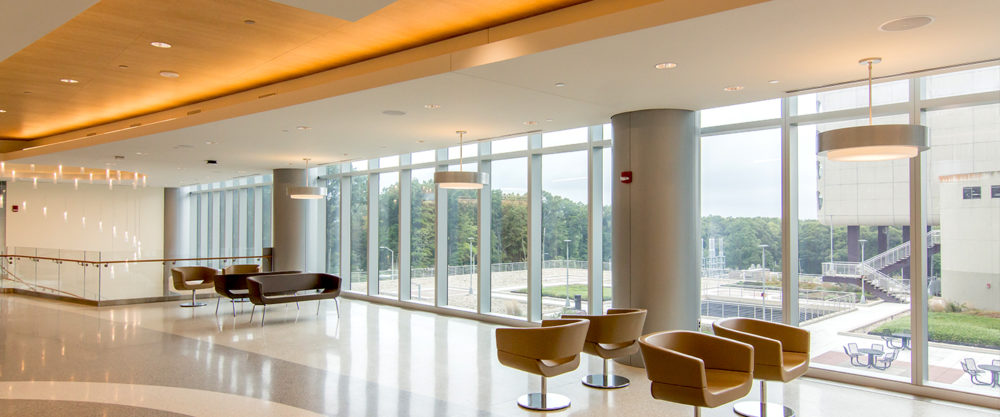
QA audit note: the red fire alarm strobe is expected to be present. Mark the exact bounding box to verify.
[11,205,18,213]
[620,171,632,183]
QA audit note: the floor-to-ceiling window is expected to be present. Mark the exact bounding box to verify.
[541,147,589,318]
[410,166,436,304]
[378,170,400,298]
[350,174,369,293]
[446,162,479,311]
[187,175,271,268]
[490,157,528,318]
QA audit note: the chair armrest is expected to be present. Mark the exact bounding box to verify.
[246,277,266,305]
[700,336,754,373]
[714,324,783,366]
[496,319,588,360]
[640,340,707,388]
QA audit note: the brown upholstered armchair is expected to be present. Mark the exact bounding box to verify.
[639,330,754,417]
[495,318,589,411]
[170,266,219,308]
[713,317,810,417]
[562,308,647,389]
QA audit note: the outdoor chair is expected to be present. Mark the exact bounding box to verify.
[843,343,864,367]
[873,349,899,370]
[879,329,904,350]
[961,358,991,386]
[871,343,884,353]
[994,359,999,366]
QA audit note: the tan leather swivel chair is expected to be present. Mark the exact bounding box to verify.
[563,308,647,389]
[713,318,810,417]
[496,318,589,411]
[639,330,754,417]
[222,264,260,274]
[170,266,219,308]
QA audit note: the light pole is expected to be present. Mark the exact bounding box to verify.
[378,246,394,283]
[563,239,572,308]
[758,244,768,320]
[859,239,867,303]
[467,236,475,295]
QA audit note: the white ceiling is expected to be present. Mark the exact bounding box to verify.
[13,0,1000,187]
[0,0,98,61]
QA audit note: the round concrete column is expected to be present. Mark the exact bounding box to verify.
[272,169,307,272]
[163,187,187,295]
[611,109,700,364]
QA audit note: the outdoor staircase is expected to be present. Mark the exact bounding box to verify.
[821,230,940,303]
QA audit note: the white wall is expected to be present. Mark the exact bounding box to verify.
[5,181,164,300]
[939,175,1000,311]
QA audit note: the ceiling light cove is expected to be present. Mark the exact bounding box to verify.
[159,70,180,78]
[654,62,677,70]
[150,41,172,48]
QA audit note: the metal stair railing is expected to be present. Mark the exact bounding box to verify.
[865,230,940,272]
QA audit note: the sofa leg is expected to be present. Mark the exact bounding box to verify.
[232,300,237,317]
[694,406,700,417]
[260,305,266,327]
[249,305,255,323]
[317,300,322,316]
[335,298,340,317]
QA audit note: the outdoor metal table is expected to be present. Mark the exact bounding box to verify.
[892,332,912,350]
[857,348,883,368]
[978,364,1000,388]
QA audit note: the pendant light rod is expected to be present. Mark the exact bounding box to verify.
[858,57,881,124]
[457,130,467,168]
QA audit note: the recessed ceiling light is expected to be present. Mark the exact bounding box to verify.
[524,121,538,126]
[423,104,441,110]
[204,140,217,145]
[723,85,744,92]
[0,109,6,113]
[382,110,406,116]
[296,126,310,131]
[545,118,553,122]
[59,78,79,84]
[150,41,172,48]
[118,64,129,69]
[23,91,31,94]
[243,19,256,25]
[173,144,194,150]
[159,70,180,78]
[880,16,933,32]
[135,152,147,156]
[654,62,678,70]
[416,140,425,143]
[554,82,566,87]
[768,80,780,84]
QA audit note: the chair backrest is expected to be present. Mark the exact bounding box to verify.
[847,343,859,354]
[250,273,341,294]
[872,343,884,352]
[886,349,898,360]
[495,319,590,361]
[639,330,752,391]
[223,264,260,274]
[964,358,978,372]
[171,266,219,289]
[562,308,647,345]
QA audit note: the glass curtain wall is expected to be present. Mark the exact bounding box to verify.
[325,177,341,275]
[446,163,479,311]
[187,176,271,269]
[541,150,589,318]
[410,168,436,303]
[378,172,400,297]
[489,157,528,319]
[350,175,369,292]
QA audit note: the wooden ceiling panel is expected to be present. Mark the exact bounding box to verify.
[0,0,587,140]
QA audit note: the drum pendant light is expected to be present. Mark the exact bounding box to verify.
[288,158,327,199]
[434,130,488,189]
[817,58,927,162]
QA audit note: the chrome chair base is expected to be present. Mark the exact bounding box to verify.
[582,374,630,389]
[733,401,795,417]
[179,302,207,308]
[517,393,570,411]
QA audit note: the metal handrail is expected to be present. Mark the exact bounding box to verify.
[1,254,269,266]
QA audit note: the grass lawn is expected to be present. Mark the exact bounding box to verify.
[512,284,611,301]
[872,312,1000,349]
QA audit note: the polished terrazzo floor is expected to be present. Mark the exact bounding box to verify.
[0,293,997,416]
